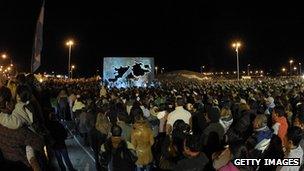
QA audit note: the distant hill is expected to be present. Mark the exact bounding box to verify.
[157,70,209,81]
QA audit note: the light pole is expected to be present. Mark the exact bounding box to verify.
[299,63,302,75]
[200,65,205,73]
[71,65,75,78]
[247,64,250,76]
[66,40,74,78]
[289,60,294,76]
[282,67,286,76]
[294,66,297,75]
[232,42,241,81]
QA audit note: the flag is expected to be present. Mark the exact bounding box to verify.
[31,1,45,73]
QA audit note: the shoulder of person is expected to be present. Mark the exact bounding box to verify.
[126,141,135,150]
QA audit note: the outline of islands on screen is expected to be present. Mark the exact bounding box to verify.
[108,62,151,82]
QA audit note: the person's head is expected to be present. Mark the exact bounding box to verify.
[220,106,232,118]
[175,97,184,107]
[16,74,27,85]
[239,103,250,112]
[184,135,201,156]
[253,114,267,129]
[272,105,285,120]
[16,85,32,103]
[293,115,304,129]
[134,112,144,122]
[266,97,274,106]
[186,103,193,112]
[285,126,303,149]
[111,124,122,137]
[206,106,220,123]
[231,144,248,159]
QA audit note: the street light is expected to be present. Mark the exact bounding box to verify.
[71,65,75,78]
[282,67,286,76]
[66,40,74,78]
[232,41,241,81]
[155,66,158,75]
[200,65,205,73]
[289,59,294,76]
[247,64,250,76]
[1,54,7,59]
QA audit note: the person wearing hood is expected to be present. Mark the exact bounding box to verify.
[100,125,137,171]
[202,106,225,146]
[246,114,273,158]
[131,113,154,171]
[173,135,209,171]
[0,85,34,130]
[219,106,233,134]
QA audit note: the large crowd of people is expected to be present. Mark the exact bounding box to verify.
[1,74,304,171]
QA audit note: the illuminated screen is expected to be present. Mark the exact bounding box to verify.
[103,57,155,88]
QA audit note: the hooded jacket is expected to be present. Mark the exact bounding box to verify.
[219,115,234,133]
[0,102,33,129]
[131,120,154,165]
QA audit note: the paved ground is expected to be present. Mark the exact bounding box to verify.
[50,124,97,171]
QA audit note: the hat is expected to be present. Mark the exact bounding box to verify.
[240,98,247,104]
[266,97,274,104]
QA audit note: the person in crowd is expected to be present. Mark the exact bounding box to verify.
[191,102,207,136]
[277,126,304,171]
[246,114,273,158]
[0,85,34,129]
[100,124,137,171]
[131,113,154,171]
[265,96,275,115]
[173,134,209,171]
[212,146,239,171]
[272,105,288,145]
[57,89,71,121]
[117,113,132,142]
[166,97,191,134]
[219,106,233,134]
[47,113,76,171]
[172,120,191,158]
[0,123,44,171]
[202,106,225,148]
[90,106,111,170]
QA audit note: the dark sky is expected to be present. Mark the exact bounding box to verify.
[1,1,304,77]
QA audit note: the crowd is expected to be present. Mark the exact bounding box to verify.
[1,74,304,171]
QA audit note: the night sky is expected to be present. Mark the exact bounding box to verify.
[1,1,304,77]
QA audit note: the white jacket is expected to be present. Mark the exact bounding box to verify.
[0,102,33,129]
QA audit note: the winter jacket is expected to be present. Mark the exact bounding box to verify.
[131,120,154,166]
[0,124,44,167]
[173,153,209,171]
[0,102,33,129]
[272,116,288,145]
[202,122,225,146]
[219,116,233,133]
[100,137,136,171]
[47,120,68,150]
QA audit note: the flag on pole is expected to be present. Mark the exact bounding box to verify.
[31,1,45,73]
